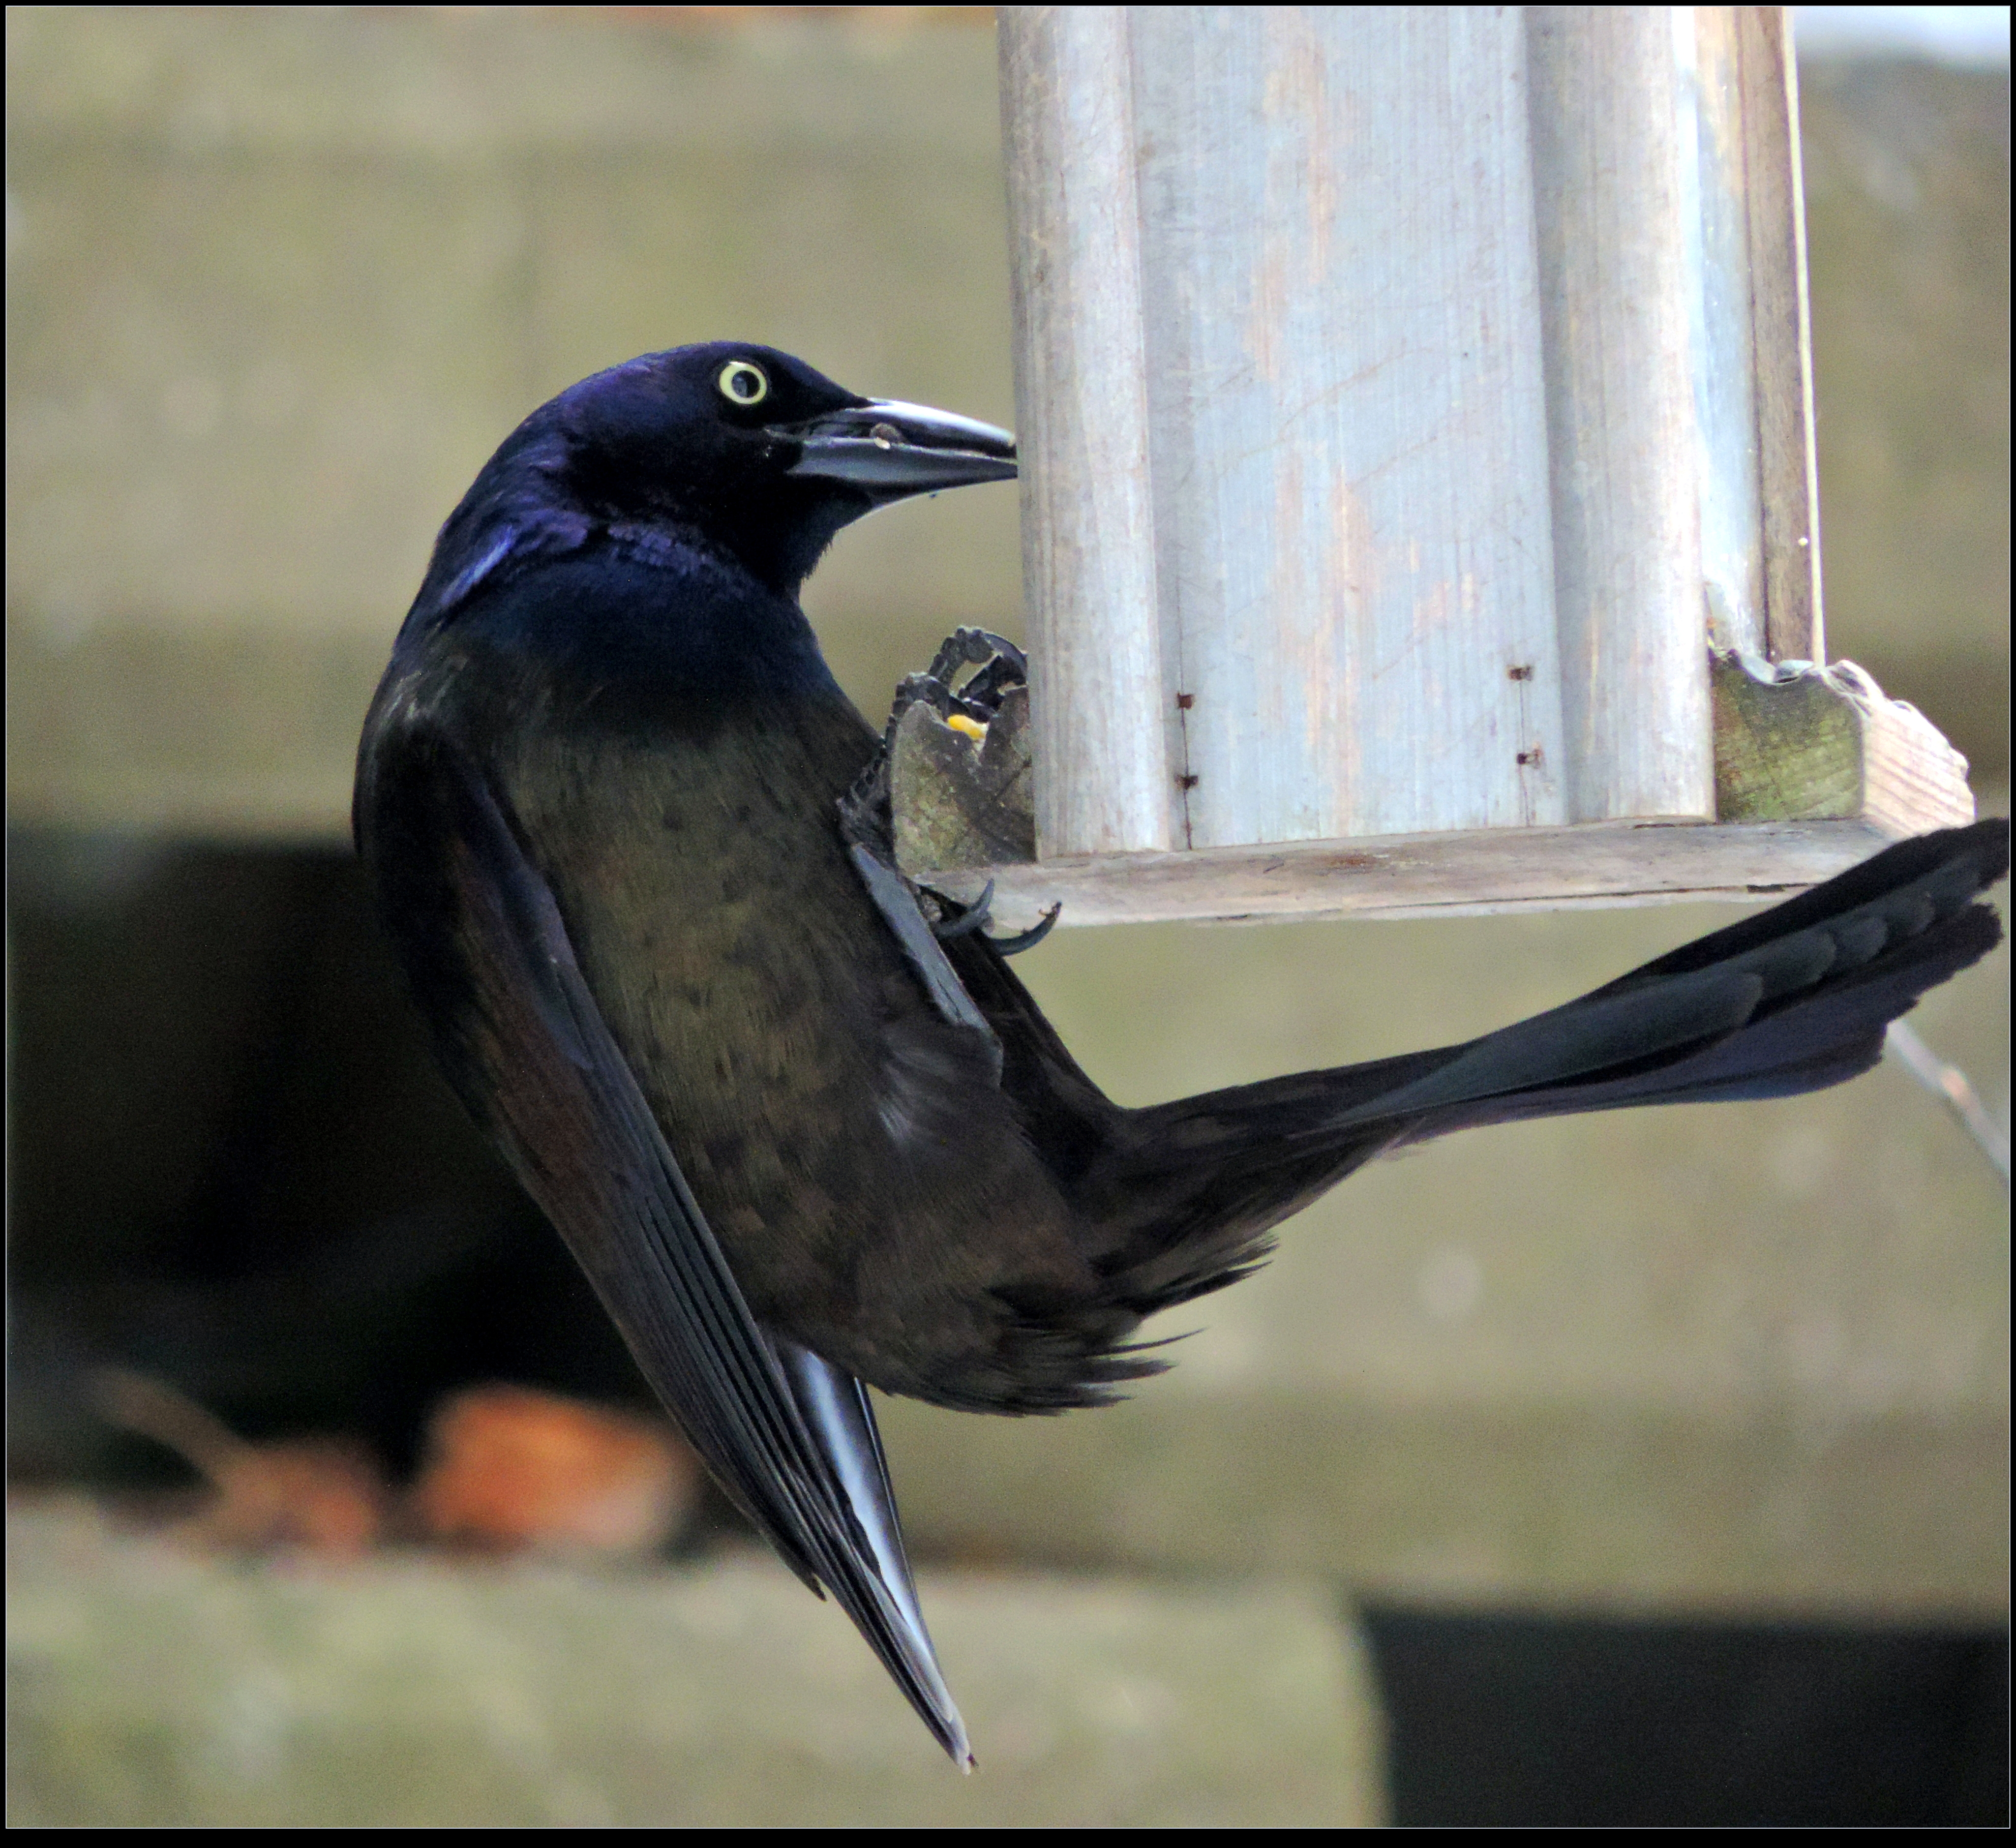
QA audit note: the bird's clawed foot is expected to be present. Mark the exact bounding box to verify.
[931,878,997,941]
[987,903,1062,956]
[840,631,1058,955]
[841,630,1025,860]
[928,881,1061,956]
[892,628,1028,740]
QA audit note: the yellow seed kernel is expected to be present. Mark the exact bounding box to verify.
[945,713,987,742]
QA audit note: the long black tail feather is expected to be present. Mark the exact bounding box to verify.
[1096,821,2007,1322]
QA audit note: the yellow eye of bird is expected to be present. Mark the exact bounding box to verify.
[717,359,769,407]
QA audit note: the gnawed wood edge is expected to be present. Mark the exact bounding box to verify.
[1710,651,1975,833]
[890,683,1036,874]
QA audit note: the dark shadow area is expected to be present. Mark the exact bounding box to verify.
[1363,1603,2010,1826]
[8,830,664,1485]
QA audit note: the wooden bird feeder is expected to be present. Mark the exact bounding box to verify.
[892,6,1975,927]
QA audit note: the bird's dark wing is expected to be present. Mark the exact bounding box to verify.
[842,840,1137,1197]
[370,724,969,1764]
[847,841,1004,1077]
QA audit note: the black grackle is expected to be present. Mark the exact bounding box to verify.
[355,343,2009,1763]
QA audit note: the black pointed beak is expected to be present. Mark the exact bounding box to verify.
[784,399,1017,502]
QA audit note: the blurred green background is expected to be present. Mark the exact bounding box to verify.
[6,5,2007,1827]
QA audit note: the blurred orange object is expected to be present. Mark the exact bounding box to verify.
[189,1439,389,1558]
[91,1368,388,1559]
[408,1385,700,1557]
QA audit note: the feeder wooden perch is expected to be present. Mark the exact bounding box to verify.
[894,6,1974,926]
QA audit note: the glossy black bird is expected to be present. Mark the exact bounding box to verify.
[356,342,2009,1765]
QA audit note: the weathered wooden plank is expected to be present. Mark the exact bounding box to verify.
[992,8,1920,919]
[891,684,1037,873]
[999,6,1176,859]
[907,813,1954,930]
[1735,4,1826,667]
[1526,7,1715,825]
[1683,8,1768,657]
[895,652,1976,926]
[1711,653,1975,832]
[1127,7,1565,847]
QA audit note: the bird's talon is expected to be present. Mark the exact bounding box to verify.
[921,630,1027,723]
[990,903,1061,956]
[932,880,996,940]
